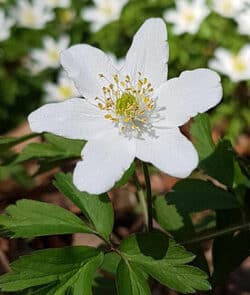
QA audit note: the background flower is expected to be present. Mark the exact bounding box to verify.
[44,0,71,9]
[43,70,78,102]
[235,9,250,36]
[209,45,250,82]
[30,35,70,72]
[0,10,14,41]
[163,0,209,35]
[212,0,244,18]
[82,0,128,32]
[12,0,54,29]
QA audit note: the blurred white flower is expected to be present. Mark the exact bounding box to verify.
[82,0,128,32]
[163,0,209,35]
[12,0,54,29]
[0,10,14,41]
[212,0,244,18]
[29,18,222,194]
[44,0,71,9]
[44,70,78,102]
[235,9,250,36]
[209,45,250,82]
[30,35,70,72]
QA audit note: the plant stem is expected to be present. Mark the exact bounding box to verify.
[181,222,250,245]
[142,162,153,231]
[133,172,148,227]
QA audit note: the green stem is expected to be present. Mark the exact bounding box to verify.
[142,162,153,231]
[181,223,250,245]
[133,173,148,227]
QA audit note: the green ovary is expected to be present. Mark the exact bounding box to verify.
[115,93,138,116]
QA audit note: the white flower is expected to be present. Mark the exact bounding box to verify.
[12,0,54,29]
[235,9,250,36]
[30,35,70,72]
[108,53,125,70]
[163,0,209,35]
[212,0,244,18]
[209,45,250,82]
[82,0,128,32]
[44,0,71,9]
[0,10,14,41]
[29,18,222,194]
[44,70,78,102]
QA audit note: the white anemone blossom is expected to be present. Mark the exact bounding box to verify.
[212,0,244,18]
[209,45,250,82]
[44,0,71,9]
[30,35,70,72]
[29,18,222,194]
[82,0,128,32]
[12,0,54,29]
[163,0,210,35]
[44,70,78,102]
[235,9,250,36]
[0,10,14,42]
[108,53,124,70]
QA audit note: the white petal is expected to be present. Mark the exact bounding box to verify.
[73,131,136,194]
[157,69,222,127]
[61,44,117,101]
[136,128,198,178]
[122,18,168,89]
[28,98,113,140]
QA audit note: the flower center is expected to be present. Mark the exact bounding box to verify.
[221,0,233,14]
[232,56,246,73]
[96,73,155,134]
[23,8,36,25]
[100,4,114,17]
[182,10,195,24]
[59,85,74,99]
[48,49,60,62]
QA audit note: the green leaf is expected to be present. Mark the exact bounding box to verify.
[190,113,215,161]
[116,260,150,295]
[119,231,211,293]
[113,162,136,189]
[167,179,239,213]
[44,133,85,156]
[0,246,103,293]
[14,134,84,164]
[0,133,39,153]
[101,252,121,275]
[153,196,184,231]
[200,140,235,187]
[54,173,114,240]
[0,199,94,238]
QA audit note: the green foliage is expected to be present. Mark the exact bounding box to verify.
[116,260,150,295]
[153,196,184,231]
[190,113,215,161]
[200,140,235,187]
[0,246,103,293]
[0,199,94,238]
[54,173,114,240]
[14,133,84,164]
[119,231,211,293]
[167,179,239,213]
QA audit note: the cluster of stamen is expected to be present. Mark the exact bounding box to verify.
[96,72,155,133]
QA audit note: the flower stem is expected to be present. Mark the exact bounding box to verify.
[181,222,250,245]
[142,162,153,231]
